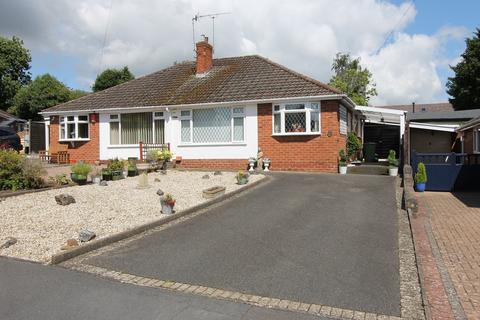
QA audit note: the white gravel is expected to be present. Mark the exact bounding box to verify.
[0,170,264,263]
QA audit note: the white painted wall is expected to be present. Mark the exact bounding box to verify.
[98,104,258,160]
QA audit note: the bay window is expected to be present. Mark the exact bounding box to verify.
[180,106,246,144]
[59,115,89,141]
[272,102,320,135]
[109,112,165,145]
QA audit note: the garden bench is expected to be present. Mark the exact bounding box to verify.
[39,144,70,164]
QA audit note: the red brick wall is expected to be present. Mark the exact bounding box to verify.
[196,41,213,74]
[176,159,248,171]
[257,101,346,172]
[49,114,100,163]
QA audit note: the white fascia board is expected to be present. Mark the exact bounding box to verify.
[409,122,458,132]
[365,120,400,126]
[355,105,407,115]
[39,94,347,115]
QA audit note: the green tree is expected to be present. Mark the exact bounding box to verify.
[446,28,480,110]
[10,74,71,120]
[69,89,88,100]
[92,66,134,92]
[0,36,32,110]
[328,53,377,105]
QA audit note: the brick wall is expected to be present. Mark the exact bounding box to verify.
[49,114,100,163]
[176,159,248,171]
[257,101,346,172]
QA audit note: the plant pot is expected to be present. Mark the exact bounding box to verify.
[76,174,87,185]
[102,173,112,181]
[415,182,426,192]
[92,176,101,184]
[111,170,124,181]
[339,166,347,174]
[128,169,137,177]
[70,173,78,182]
[389,167,398,176]
[237,177,249,185]
[161,202,175,215]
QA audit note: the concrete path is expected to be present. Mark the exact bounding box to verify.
[0,257,329,320]
[85,173,400,316]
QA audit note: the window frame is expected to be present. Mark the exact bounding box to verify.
[272,102,321,136]
[474,127,480,154]
[108,111,166,146]
[59,115,90,141]
[178,106,246,146]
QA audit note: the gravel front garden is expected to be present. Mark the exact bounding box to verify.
[0,170,264,263]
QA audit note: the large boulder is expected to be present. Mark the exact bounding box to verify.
[55,194,76,206]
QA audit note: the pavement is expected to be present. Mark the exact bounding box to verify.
[0,256,330,320]
[85,173,401,316]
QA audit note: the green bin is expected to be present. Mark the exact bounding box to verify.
[363,142,377,162]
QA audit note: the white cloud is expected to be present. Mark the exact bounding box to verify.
[0,0,467,104]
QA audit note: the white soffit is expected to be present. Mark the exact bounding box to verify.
[409,122,458,132]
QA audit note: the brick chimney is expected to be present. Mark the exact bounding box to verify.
[196,37,213,74]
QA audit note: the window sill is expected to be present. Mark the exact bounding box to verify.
[178,142,247,147]
[59,139,90,142]
[272,132,321,137]
[107,144,140,148]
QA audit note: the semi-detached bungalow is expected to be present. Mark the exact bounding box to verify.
[40,39,363,172]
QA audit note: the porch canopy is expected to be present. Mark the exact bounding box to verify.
[355,105,406,138]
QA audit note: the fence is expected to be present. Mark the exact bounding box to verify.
[411,151,480,191]
[139,142,170,161]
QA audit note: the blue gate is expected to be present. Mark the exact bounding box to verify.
[411,152,480,191]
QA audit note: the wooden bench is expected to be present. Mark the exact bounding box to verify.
[39,144,70,164]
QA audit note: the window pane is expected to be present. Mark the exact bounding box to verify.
[154,119,165,144]
[78,123,88,138]
[285,104,305,110]
[311,111,320,132]
[67,116,74,122]
[193,107,231,143]
[67,123,76,138]
[110,122,119,144]
[78,115,88,121]
[181,120,191,142]
[60,117,65,123]
[60,123,66,139]
[110,114,119,120]
[274,105,280,112]
[181,110,191,117]
[285,112,306,133]
[154,112,164,118]
[311,103,320,110]
[233,117,244,141]
[233,107,244,114]
[274,113,281,133]
[121,112,153,144]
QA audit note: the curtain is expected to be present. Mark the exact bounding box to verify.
[121,113,153,144]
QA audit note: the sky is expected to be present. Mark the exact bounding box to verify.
[0,0,479,106]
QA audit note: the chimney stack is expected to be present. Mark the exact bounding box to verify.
[196,36,213,75]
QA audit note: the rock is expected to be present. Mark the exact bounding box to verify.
[99,180,108,186]
[154,178,161,182]
[61,238,79,250]
[213,171,222,176]
[0,237,17,249]
[156,189,164,196]
[78,230,96,242]
[202,174,210,179]
[160,170,167,175]
[55,194,76,206]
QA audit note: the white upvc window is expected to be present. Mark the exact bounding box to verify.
[474,127,480,153]
[179,106,246,145]
[59,115,89,141]
[272,102,320,135]
[108,111,166,145]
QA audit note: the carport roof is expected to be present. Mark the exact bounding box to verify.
[407,109,480,121]
[356,106,405,125]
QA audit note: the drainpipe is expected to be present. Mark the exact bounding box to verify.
[412,102,415,113]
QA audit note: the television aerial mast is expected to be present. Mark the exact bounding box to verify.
[192,12,231,56]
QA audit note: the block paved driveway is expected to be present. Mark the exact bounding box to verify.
[86,173,400,316]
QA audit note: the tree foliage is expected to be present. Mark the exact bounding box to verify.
[92,66,134,92]
[0,36,32,110]
[446,28,480,110]
[10,74,71,120]
[328,53,377,105]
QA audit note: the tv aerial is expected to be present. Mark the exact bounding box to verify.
[192,11,231,56]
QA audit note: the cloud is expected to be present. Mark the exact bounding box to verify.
[0,0,467,104]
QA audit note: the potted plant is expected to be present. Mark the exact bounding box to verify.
[101,168,112,181]
[70,161,92,185]
[160,193,176,214]
[107,158,125,181]
[388,150,399,176]
[236,171,249,185]
[339,149,348,174]
[263,158,271,171]
[415,162,427,192]
[347,132,363,161]
[127,163,138,177]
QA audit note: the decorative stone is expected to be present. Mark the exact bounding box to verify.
[202,174,210,179]
[55,194,76,206]
[156,189,164,196]
[154,178,161,182]
[99,180,108,186]
[202,186,226,199]
[160,170,167,175]
[61,238,79,250]
[0,237,17,249]
[78,230,96,242]
[213,171,222,176]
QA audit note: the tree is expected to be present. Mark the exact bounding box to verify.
[328,53,377,105]
[0,36,32,110]
[446,28,480,110]
[69,89,88,100]
[9,74,71,120]
[92,66,134,92]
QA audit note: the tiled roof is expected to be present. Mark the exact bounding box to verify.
[375,102,454,113]
[43,55,342,113]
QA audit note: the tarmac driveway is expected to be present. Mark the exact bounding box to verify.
[85,173,400,316]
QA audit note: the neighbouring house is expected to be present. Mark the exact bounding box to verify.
[376,102,454,114]
[40,39,363,172]
[457,116,480,154]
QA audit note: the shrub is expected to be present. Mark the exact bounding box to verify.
[71,161,92,177]
[339,149,347,166]
[415,162,427,184]
[146,149,173,162]
[0,150,45,191]
[346,132,362,159]
[106,158,125,171]
[49,174,70,186]
[388,150,399,167]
